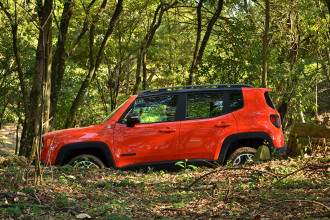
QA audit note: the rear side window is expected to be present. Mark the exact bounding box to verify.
[186,93,224,119]
[264,92,276,110]
[230,90,243,111]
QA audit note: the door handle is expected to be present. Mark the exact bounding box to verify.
[215,122,231,127]
[160,127,176,133]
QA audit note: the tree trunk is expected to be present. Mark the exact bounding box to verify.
[261,0,270,88]
[315,70,319,121]
[44,13,52,133]
[133,46,143,94]
[188,0,203,85]
[65,0,123,128]
[0,1,28,115]
[133,1,177,94]
[133,4,162,94]
[49,0,75,130]
[20,0,53,159]
[325,0,330,34]
[188,0,224,85]
[142,52,147,90]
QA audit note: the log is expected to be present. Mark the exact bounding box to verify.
[287,123,329,156]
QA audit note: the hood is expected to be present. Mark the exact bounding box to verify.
[42,125,100,139]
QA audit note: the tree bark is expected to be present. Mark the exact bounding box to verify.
[261,0,270,88]
[142,52,147,90]
[188,0,224,85]
[44,9,52,133]
[49,0,75,130]
[65,0,123,128]
[19,0,53,159]
[325,0,330,34]
[188,0,203,85]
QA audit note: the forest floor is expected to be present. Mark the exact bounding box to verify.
[0,152,329,219]
[0,124,329,219]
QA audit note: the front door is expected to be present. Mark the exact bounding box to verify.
[114,94,180,167]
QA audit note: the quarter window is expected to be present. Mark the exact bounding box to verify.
[186,93,224,119]
[264,92,276,110]
[230,90,243,111]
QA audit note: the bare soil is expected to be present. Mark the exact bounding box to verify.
[0,124,21,155]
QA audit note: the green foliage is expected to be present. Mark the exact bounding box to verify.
[175,159,198,172]
[0,0,328,131]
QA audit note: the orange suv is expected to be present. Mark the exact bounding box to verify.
[41,84,286,168]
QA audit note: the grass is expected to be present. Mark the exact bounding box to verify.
[0,153,329,219]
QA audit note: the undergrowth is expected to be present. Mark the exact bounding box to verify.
[0,152,329,219]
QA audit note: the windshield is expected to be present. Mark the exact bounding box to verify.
[101,100,127,123]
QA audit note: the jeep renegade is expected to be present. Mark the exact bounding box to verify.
[40,84,286,168]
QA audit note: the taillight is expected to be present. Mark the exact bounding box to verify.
[270,114,281,128]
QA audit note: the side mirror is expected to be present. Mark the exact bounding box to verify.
[126,113,140,127]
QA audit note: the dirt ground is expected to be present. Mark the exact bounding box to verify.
[0,124,20,155]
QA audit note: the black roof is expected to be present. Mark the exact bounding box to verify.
[138,84,253,96]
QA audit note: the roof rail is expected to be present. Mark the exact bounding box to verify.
[139,84,253,95]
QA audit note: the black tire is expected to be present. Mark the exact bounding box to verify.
[68,154,105,169]
[228,147,256,165]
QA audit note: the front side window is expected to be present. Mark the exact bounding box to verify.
[186,93,224,119]
[129,95,178,124]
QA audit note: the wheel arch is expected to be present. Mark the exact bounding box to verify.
[54,142,116,168]
[217,132,275,165]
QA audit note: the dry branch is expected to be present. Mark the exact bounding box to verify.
[279,199,330,212]
[187,167,278,189]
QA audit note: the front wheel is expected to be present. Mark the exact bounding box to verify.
[228,147,256,165]
[68,154,105,169]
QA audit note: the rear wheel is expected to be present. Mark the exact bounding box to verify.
[68,154,105,169]
[228,147,256,165]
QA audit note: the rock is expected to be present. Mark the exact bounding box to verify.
[253,145,270,162]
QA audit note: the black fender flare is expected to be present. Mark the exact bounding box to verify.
[54,142,116,168]
[217,132,275,165]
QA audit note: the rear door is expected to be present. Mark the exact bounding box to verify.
[114,94,180,167]
[179,91,238,160]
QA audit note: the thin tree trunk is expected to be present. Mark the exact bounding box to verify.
[261,0,270,88]
[315,67,319,121]
[188,0,224,85]
[133,4,162,94]
[97,79,108,114]
[133,1,177,94]
[15,123,20,155]
[325,0,330,34]
[134,46,143,94]
[65,0,123,128]
[298,98,305,123]
[0,1,28,115]
[243,0,255,25]
[188,0,203,85]
[44,13,52,133]
[142,52,147,90]
[49,0,75,130]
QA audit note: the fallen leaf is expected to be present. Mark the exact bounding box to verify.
[76,213,91,219]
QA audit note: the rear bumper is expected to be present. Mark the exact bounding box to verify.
[274,144,287,155]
